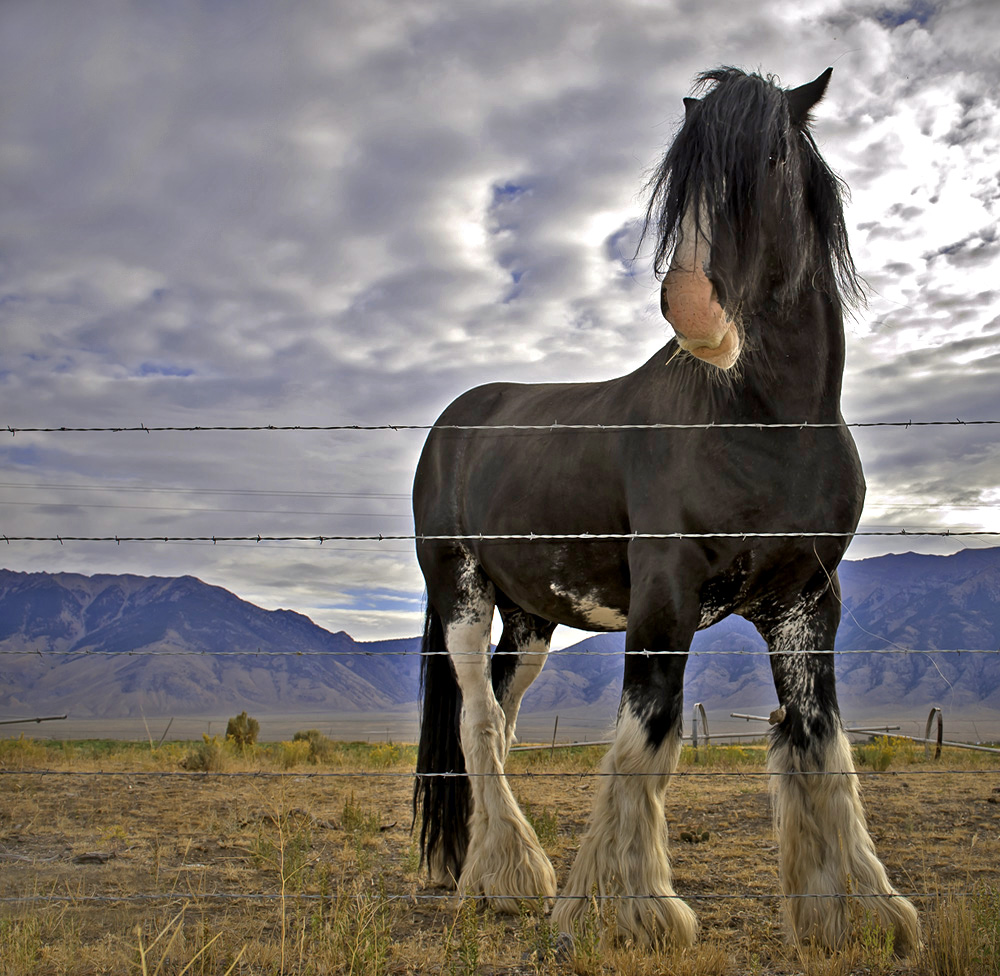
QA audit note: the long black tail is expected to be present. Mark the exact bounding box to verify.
[413,604,469,885]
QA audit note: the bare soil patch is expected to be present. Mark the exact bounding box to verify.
[1,737,998,974]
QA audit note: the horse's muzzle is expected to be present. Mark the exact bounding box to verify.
[661,269,741,370]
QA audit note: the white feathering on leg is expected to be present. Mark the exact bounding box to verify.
[553,705,697,947]
[769,728,920,953]
[447,617,556,912]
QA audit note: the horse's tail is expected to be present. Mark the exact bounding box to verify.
[413,603,469,886]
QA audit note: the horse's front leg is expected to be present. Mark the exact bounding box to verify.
[761,586,920,954]
[447,589,556,912]
[553,544,700,948]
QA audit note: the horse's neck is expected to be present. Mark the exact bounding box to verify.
[745,289,847,422]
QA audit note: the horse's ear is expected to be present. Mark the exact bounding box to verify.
[683,97,699,118]
[786,67,833,125]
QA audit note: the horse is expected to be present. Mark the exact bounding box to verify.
[411,67,920,953]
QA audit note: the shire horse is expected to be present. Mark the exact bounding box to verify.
[412,67,919,952]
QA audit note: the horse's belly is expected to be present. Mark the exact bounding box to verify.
[482,542,630,633]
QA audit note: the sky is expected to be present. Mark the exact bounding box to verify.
[1,0,998,645]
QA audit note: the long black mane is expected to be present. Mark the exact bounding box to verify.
[641,67,864,313]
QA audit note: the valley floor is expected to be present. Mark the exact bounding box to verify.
[1,738,999,974]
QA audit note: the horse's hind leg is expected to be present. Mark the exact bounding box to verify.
[760,586,920,954]
[491,608,555,758]
[437,557,557,911]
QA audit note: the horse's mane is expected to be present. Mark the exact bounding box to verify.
[641,67,864,312]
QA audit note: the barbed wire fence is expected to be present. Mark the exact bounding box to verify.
[1,418,999,915]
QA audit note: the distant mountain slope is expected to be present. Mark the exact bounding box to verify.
[836,549,1000,708]
[1,548,999,718]
[538,550,1000,712]
[0,570,419,717]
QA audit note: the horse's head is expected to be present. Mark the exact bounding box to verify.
[643,68,861,371]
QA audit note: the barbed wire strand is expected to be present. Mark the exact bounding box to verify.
[1,769,996,779]
[6,419,1000,434]
[0,646,993,657]
[0,482,991,515]
[4,529,1000,544]
[0,890,973,907]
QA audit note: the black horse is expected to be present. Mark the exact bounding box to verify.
[412,67,919,952]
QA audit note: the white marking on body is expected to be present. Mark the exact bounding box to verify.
[769,601,822,720]
[697,599,729,629]
[498,632,549,757]
[552,703,698,947]
[550,583,628,630]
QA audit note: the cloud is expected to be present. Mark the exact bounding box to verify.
[1,0,997,639]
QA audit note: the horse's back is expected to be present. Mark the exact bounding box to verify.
[414,375,634,529]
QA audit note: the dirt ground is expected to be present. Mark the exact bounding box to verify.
[1,739,999,975]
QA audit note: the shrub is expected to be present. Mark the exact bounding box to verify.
[181,734,229,772]
[923,886,1000,976]
[520,801,559,849]
[0,734,51,768]
[226,711,259,747]
[341,794,382,837]
[292,729,336,763]
[368,742,402,768]
[276,740,312,769]
[854,735,896,771]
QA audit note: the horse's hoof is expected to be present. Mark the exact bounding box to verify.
[459,824,557,914]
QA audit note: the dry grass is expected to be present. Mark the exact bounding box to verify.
[0,733,998,974]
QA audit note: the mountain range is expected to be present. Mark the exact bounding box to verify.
[1,548,999,720]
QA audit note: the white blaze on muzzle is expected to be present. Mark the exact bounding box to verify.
[661,206,740,370]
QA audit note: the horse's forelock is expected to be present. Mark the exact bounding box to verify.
[644,70,795,278]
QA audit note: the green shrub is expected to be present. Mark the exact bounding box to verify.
[225,711,259,747]
[341,794,382,838]
[854,735,915,772]
[181,734,229,772]
[292,729,336,763]
[0,734,51,768]
[368,742,402,768]
[276,740,311,769]
[520,801,559,849]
